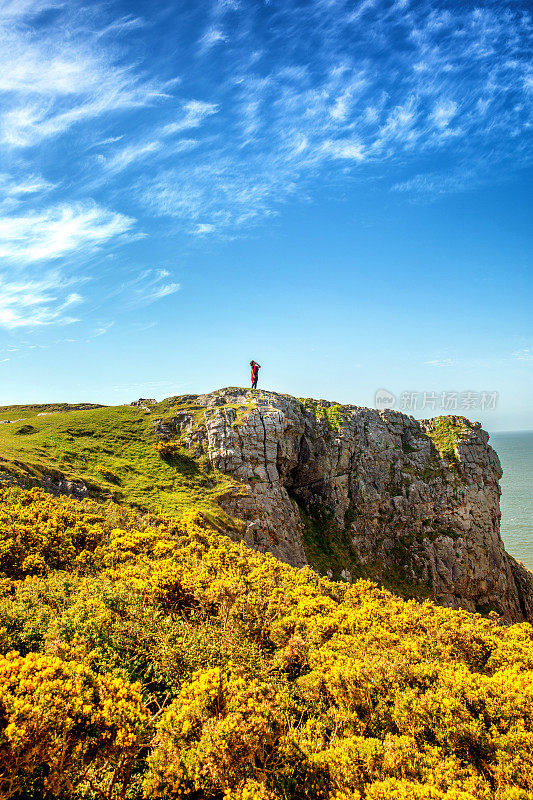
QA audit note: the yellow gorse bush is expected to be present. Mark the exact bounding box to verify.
[0,486,180,579]
[0,486,532,799]
[154,441,182,457]
[144,667,283,798]
[0,650,148,799]
[95,464,119,483]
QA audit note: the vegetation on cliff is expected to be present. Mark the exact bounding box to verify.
[0,403,237,519]
[1,485,533,799]
[299,399,345,430]
[424,418,467,471]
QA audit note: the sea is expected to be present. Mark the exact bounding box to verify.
[490,431,533,571]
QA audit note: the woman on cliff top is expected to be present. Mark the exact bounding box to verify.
[250,360,261,389]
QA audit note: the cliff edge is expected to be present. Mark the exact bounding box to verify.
[155,387,533,623]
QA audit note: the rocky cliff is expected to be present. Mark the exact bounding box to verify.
[155,387,533,623]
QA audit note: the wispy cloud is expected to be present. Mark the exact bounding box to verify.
[0,271,82,329]
[322,139,366,161]
[101,141,162,174]
[133,0,533,233]
[98,134,199,174]
[0,0,530,339]
[0,202,134,264]
[2,0,531,239]
[142,157,291,235]
[117,268,180,309]
[161,100,218,136]
[0,173,54,196]
[0,1,62,21]
[0,2,165,147]
[195,223,216,235]
[93,321,114,337]
[431,100,458,130]
[391,167,479,198]
[424,358,456,368]
[513,347,533,362]
[199,27,227,53]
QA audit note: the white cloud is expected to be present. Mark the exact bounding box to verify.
[431,100,458,128]
[162,100,219,136]
[117,268,180,308]
[322,139,366,160]
[513,347,533,361]
[93,321,114,337]
[2,0,532,242]
[142,158,289,235]
[0,173,54,195]
[102,141,162,173]
[329,76,367,121]
[374,100,418,152]
[392,167,478,198]
[96,136,199,176]
[199,27,227,52]
[0,36,100,95]
[0,0,62,21]
[151,282,180,300]
[1,86,163,148]
[0,271,82,329]
[0,6,165,147]
[424,358,456,367]
[348,0,378,23]
[330,98,348,121]
[0,202,134,263]
[139,0,532,233]
[134,2,530,234]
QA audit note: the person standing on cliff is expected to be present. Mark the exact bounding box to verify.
[250,360,261,389]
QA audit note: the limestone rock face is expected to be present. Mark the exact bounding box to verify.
[157,388,533,623]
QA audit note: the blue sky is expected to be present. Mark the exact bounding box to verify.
[0,0,531,431]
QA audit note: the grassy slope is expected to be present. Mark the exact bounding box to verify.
[0,402,238,520]
[0,403,105,423]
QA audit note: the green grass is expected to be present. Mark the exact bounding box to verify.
[425,417,466,470]
[0,402,102,422]
[298,399,345,430]
[0,403,239,521]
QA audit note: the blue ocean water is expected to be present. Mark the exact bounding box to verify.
[490,431,533,571]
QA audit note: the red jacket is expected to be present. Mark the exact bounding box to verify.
[251,363,260,381]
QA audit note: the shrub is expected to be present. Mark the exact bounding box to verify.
[0,486,108,579]
[144,668,284,798]
[425,418,465,469]
[0,651,148,799]
[0,487,532,799]
[154,441,182,457]
[95,464,120,483]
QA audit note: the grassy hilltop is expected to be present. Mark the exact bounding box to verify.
[0,400,238,520]
[0,401,533,799]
